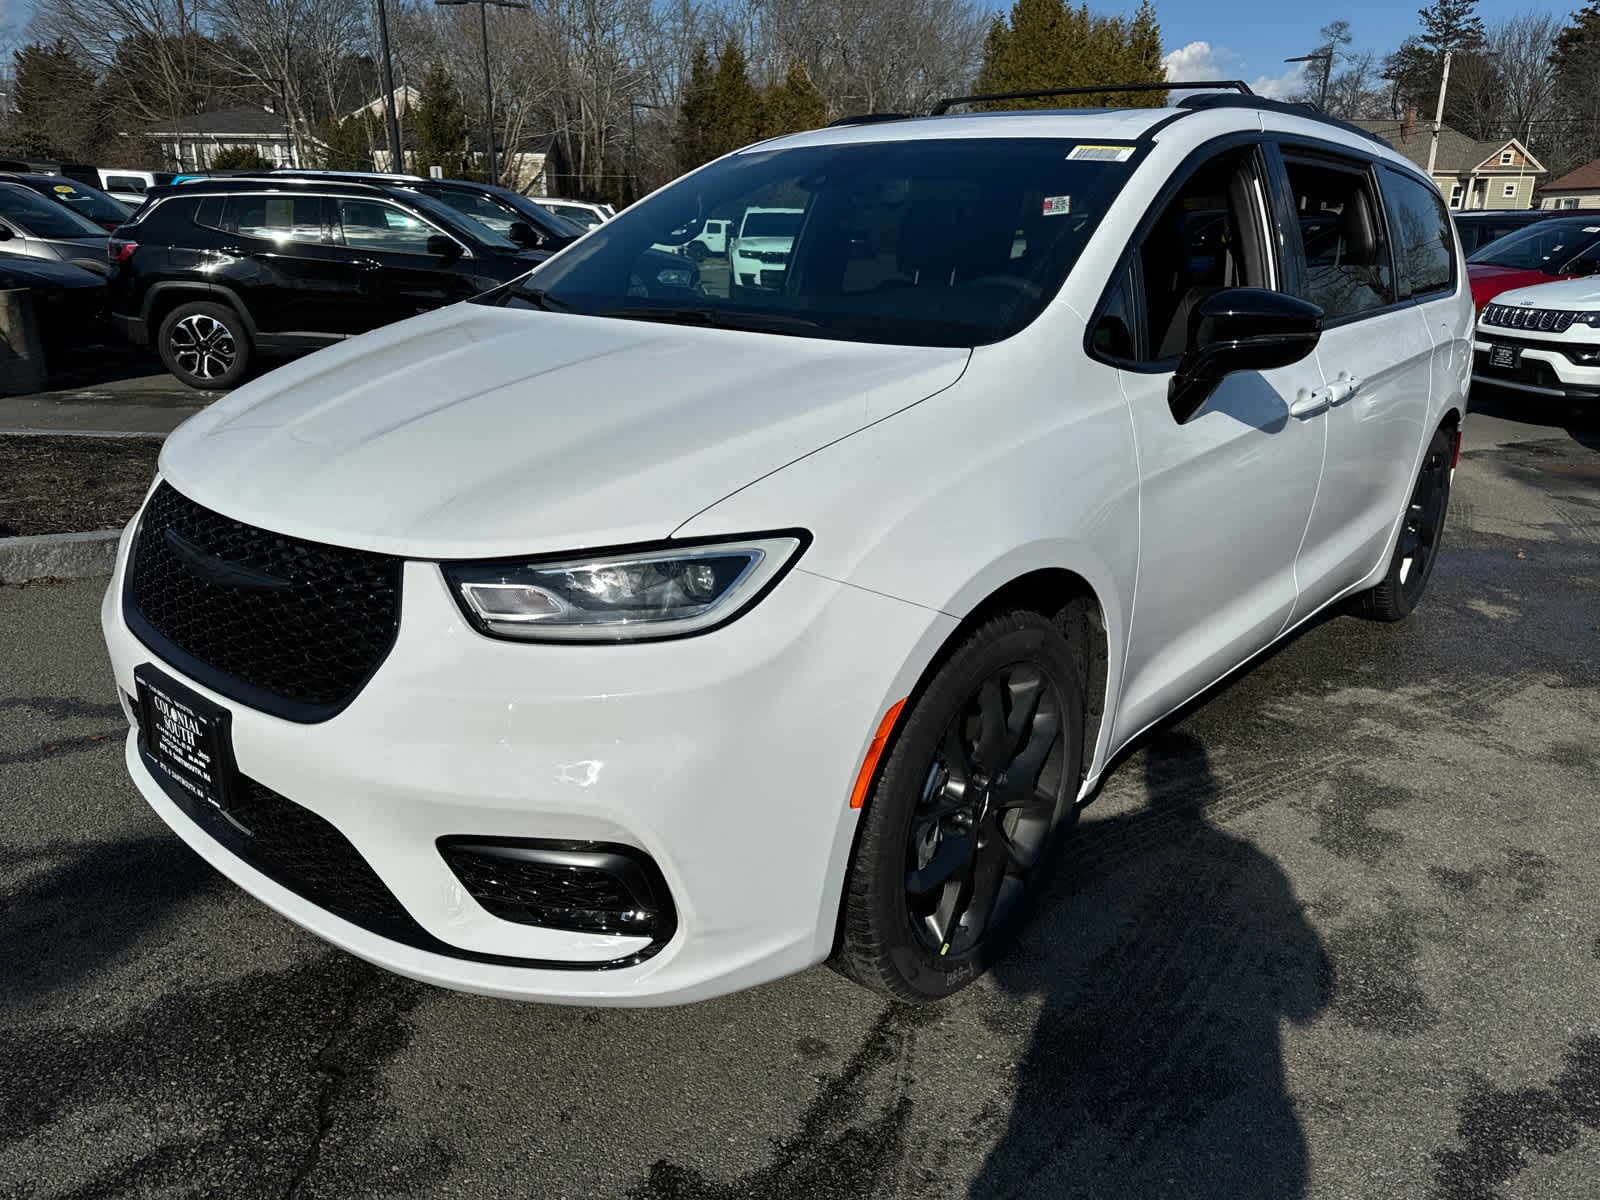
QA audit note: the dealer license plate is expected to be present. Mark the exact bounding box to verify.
[135,664,233,810]
[1490,343,1520,370]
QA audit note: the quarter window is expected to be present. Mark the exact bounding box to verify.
[1282,157,1395,320]
[337,199,442,253]
[1378,167,1454,300]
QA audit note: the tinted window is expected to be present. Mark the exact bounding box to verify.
[740,210,803,239]
[427,187,519,234]
[337,198,440,253]
[1466,217,1600,272]
[106,176,146,192]
[0,181,107,238]
[1283,157,1394,319]
[35,179,129,225]
[515,138,1140,347]
[224,194,327,244]
[1380,168,1454,299]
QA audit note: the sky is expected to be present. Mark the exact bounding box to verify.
[0,0,1581,93]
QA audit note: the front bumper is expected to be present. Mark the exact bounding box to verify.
[1472,336,1600,400]
[101,500,956,1005]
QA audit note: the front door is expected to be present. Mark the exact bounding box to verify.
[211,193,358,338]
[331,197,483,331]
[1097,144,1328,744]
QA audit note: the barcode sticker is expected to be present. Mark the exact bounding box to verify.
[1042,195,1072,217]
[1068,144,1135,162]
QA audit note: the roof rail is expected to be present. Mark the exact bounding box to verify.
[1176,93,1393,148]
[827,112,914,128]
[930,80,1251,117]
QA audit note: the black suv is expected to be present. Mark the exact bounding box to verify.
[107,177,549,387]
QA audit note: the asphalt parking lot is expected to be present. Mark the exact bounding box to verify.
[1,388,1597,1199]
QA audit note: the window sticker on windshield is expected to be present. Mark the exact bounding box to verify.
[1068,144,1135,162]
[1042,195,1072,217]
[53,185,76,193]
[1586,227,1600,233]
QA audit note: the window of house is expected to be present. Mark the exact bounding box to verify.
[1500,150,1515,165]
[1449,183,1464,208]
[1282,155,1396,320]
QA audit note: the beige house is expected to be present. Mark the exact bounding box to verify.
[1538,160,1600,209]
[1354,116,1544,211]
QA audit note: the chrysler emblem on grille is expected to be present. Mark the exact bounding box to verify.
[164,529,293,592]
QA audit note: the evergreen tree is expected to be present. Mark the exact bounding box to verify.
[412,60,468,179]
[708,40,765,155]
[316,114,376,171]
[208,145,272,169]
[9,42,104,161]
[763,60,827,137]
[674,44,716,172]
[976,0,1165,110]
[1419,0,1487,55]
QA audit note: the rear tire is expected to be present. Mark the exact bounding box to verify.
[1359,424,1455,621]
[157,300,253,390]
[836,611,1085,1002]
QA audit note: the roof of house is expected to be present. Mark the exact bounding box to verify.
[1543,159,1600,193]
[1351,120,1543,177]
[145,107,289,137]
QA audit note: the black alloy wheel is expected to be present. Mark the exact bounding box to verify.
[838,611,1085,1001]
[1361,424,1455,621]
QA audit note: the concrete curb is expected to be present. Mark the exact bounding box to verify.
[0,530,121,585]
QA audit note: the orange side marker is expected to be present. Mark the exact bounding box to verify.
[849,698,907,810]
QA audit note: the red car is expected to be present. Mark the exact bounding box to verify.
[1467,215,1600,309]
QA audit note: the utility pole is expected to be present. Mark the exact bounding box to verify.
[434,0,530,187]
[1426,50,1453,178]
[375,0,404,172]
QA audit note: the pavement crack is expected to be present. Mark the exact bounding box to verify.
[282,967,375,1200]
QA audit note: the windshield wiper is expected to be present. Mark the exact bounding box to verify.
[597,306,821,335]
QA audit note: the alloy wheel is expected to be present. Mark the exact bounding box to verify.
[169,314,237,381]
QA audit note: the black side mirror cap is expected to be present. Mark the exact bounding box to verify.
[0,226,12,240]
[1169,288,1324,424]
[508,221,538,249]
[427,234,463,259]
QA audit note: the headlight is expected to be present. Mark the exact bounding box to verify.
[442,534,807,642]
[1574,311,1600,327]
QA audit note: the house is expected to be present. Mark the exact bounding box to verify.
[1537,160,1600,209]
[144,106,298,172]
[1353,114,1544,211]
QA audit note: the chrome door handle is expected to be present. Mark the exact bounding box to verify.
[1289,387,1331,418]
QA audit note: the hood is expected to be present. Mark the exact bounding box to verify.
[1474,275,1600,309]
[160,303,969,559]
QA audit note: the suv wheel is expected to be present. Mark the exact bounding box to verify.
[158,301,253,389]
[837,611,1085,1002]
[1359,424,1455,621]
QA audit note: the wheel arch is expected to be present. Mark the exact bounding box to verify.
[143,283,258,342]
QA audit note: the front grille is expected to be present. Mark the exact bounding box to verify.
[126,483,402,721]
[439,840,675,938]
[1480,303,1581,333]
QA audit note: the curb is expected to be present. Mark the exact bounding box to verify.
[0,530,121,585]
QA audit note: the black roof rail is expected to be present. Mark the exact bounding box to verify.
[930,80,1250,116]
[827,112,914,128]
[1176,92,1393,148]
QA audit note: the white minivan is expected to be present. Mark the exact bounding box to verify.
[102,87,1471,1006]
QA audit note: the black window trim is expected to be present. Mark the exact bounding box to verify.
[1083,131,1282,375]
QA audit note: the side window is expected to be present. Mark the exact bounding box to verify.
[1378,167,1454,300]
[1282,156,1395,320]
[194,196,224,231]
[223,194,327,245]
[337,199,440,253]
[107,176,145,193]
[1094,146,1275,363]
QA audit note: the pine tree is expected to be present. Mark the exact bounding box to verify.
[976,0,1165,110]
[674,44,716,172]
[708,40,765,155]
[412,60,468,179]
[763,60,827,137]
[208,145,273,170]
[1419,0,1486,55]
[8,41,104,160]
[317,114,376,172]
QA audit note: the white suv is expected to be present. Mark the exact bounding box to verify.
[1474,278,1600,403]
[102,87,1471,1006]
[728,206,803,288]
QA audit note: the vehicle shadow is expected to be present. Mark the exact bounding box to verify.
[968,731,1332,1200]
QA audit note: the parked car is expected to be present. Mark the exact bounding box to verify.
[0,180,110,275]
[727,206,803,289]
[0,157,101,188]
[0,251,107,354]
[653,217,730,261]
[98,168,178,206]
[105,177,551,387]
[101,88,1469,1006]
[528,196,612,228]
[1472,278,1600,403]
[0,172,132,232]
[1466,215,1600,308]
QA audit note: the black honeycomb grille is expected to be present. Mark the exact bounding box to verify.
[440,845,660,935]
[127,483,402,720]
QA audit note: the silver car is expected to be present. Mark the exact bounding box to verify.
[0,180,110,275]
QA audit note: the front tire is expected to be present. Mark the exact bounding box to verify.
[837,611,1085,1002]
[157,300,253,390]
[1359,424,1455,621]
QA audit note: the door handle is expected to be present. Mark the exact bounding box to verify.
[1328,374,1362,405]
[1289,387,1331,418]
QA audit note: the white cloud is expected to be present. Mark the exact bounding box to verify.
[1162,41,1244,84]
[1251,64,1310,101]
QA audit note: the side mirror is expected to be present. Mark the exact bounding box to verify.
[427,233,463,260]
[1169,288,1323,424]
[0,226,12,241]
[508,221,538,249]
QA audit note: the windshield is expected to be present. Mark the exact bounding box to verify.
[0,182,108,238]
[1467,217,1600,272]
[507,137,1140,346]
[33,178,130,225]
